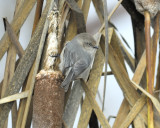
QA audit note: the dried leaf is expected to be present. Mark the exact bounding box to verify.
[131,81,160,116]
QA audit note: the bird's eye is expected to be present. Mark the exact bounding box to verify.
[86,42,92,46]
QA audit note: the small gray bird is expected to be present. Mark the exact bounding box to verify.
[59,33,98,92]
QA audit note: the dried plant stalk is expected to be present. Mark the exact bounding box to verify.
[113,50,146,127]
[144,11,154,128]
[107,32,160,127]
[4,18,24,58]
[1,0,24,127]
[20,1,56,127]
[33,71,64,128]
[1,44,16,128]
[0,91,29,104]
[81,79,111,128]
[33,3,65,128]
[119,95,146,128]
[152,12,160,87]
[113,99,130,128]
[0,0,36,60]
[32,0,44,34]
[82,0,92,22]
[16,0,43,127]
[42,7,61,70]
[0,1,52,127]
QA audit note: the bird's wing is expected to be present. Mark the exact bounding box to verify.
[60,41,91,76]
[59,43,73,74]
[73,59,90,79]
[61,43,81,71]
[61,67,74,92]
[63,47,75,67]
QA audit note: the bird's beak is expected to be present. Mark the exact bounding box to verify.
[93,46,99,49]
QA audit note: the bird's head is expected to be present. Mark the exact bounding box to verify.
[76,33,98,52]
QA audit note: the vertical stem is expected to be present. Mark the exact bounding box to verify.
[152,12,160,90]
[16,1,44,127]
[144,11,154,128]
[102,0,108,113]
[32,0,44,35]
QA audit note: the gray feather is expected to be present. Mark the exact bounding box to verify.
[61,68,74,92]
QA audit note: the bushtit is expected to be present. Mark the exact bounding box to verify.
[59,33,98,92]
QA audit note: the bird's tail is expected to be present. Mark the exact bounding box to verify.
[61,68,74,92]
